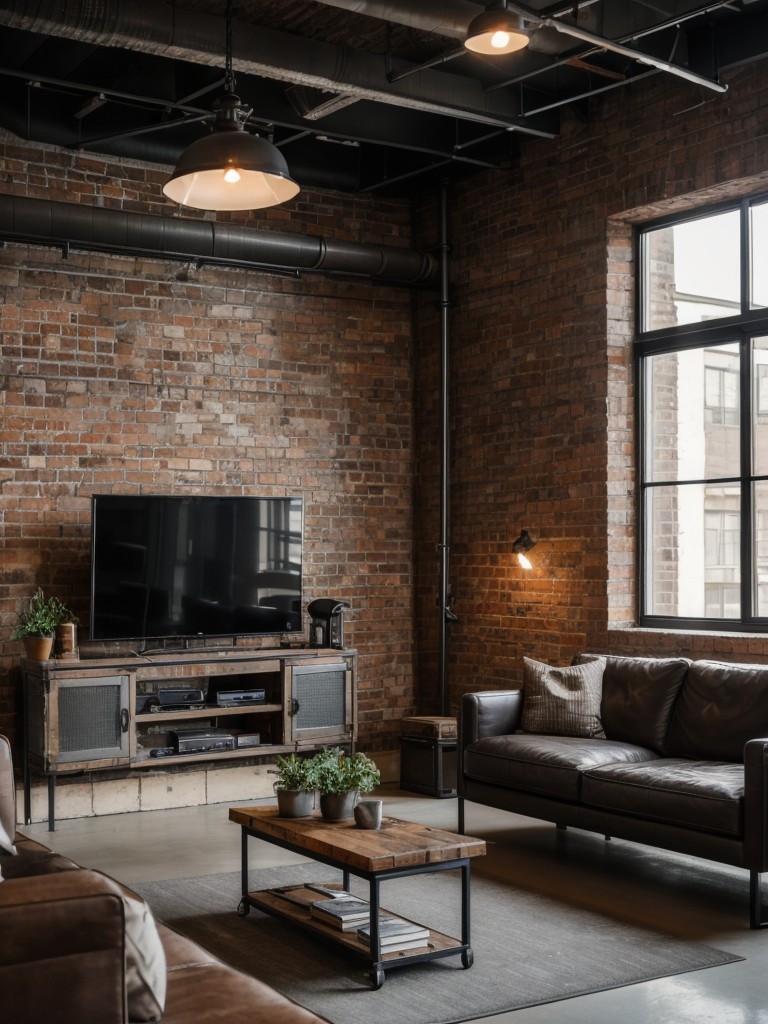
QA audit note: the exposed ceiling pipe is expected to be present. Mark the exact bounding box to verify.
[537,16,728,93]
[0,195,438,286]
[300,1,482,40]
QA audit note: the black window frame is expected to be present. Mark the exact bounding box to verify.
[636,194,768,632]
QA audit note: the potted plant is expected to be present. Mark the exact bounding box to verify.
[312,747,381,821]
[12,588,77,661]
[268,753,319,817]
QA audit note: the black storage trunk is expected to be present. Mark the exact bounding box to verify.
[399,734,457,798]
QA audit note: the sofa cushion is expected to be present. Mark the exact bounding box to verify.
[666,660,768,762]
[0,736,17,856]
[521,657,606,738]
[464,734,658,801]
[576,654,689,754]
[96,874,167,1023]
[581,759,744,836]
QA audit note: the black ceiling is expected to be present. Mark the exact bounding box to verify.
[1,0,767,199]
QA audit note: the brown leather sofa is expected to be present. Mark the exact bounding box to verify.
[0,734,327,1024]
[458,654,768,929]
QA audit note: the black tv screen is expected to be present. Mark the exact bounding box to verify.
[90,494,303,642]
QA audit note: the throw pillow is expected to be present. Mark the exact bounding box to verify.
[521,657,606,738]
[0,818,16,857]
[93,873,167,1023]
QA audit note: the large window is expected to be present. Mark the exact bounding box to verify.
[638,197,768,629]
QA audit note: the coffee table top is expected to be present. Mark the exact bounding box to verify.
[229,806,486,873]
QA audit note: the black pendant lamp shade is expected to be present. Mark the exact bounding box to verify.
[162,1,299,212]
[464,5,529,55]
[163,92,299,211]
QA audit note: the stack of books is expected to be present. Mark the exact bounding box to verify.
[309,894,372,931]
[356,917,431,953]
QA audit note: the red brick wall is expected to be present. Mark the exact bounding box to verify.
[0,137,420,754]
[412,60,768,716]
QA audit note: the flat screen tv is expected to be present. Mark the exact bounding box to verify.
[90,494,303,643]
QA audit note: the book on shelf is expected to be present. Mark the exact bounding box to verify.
[356,917,431,951]
[309,896,371,930]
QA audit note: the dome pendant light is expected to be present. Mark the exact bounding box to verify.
[464,2,529,56]
[162,2,299,211]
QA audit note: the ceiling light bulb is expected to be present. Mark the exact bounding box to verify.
[517,552,532,571]
[491,30,511,49]
[224,167,241,183]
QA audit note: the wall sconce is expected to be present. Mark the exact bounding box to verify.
[512,529,537,570]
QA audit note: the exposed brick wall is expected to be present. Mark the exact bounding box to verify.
[412,60,768,717]
[0,137,421,755]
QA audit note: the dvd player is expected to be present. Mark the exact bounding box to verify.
[215,688,266,706]
[171,727,236,754]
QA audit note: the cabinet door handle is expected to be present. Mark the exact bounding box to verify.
[120,708,130,733]
[289,699,300,717]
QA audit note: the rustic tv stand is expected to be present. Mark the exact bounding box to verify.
[21,646,356,829]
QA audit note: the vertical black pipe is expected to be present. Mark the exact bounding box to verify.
[438,180,451,717]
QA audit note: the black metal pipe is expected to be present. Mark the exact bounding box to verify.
[438,179,452,716]
[0,194,438,285]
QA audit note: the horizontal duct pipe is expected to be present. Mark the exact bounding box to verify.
[0,195,437,286]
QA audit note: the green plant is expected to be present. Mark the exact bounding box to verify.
[12,588,78,640]
[311,747,380,796]
[268,753,319,793]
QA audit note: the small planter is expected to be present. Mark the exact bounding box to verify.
[21,636,54,661]
[320,790,359,821]
[276,790,317,818]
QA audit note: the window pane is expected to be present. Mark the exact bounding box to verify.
[753,337,768,476]
[750,202,768,309]
[645,484,740,618]
[645,344,740,483]
[755,483,768,615]
[643,210,740,331]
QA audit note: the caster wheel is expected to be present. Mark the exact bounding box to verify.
[461,948,474,969]
[237,897,250,917]
[369,966,385,989]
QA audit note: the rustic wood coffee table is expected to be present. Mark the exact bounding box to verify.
[228,806,486,988]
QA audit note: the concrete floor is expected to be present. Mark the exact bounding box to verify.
[28,786,768,1023]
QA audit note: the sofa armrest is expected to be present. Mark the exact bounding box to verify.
[0,868,128,1024]
[460,690,523,750]
[744,737,768,871]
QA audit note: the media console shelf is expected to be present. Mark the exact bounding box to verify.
[21,647,356,830]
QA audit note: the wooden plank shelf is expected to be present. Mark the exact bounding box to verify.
[245,883,460,963]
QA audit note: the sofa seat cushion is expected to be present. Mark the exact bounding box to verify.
[464,734,659,801]
[163,960,326,1024]
[581,759,744,836]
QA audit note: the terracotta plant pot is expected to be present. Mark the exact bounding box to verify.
[22,636,54,661]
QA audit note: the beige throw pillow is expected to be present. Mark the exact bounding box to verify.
[521,657,606,738]
[92,873,167,1022]
[0,819,16,857]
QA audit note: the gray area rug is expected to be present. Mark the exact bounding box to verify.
[135,863,741,1024]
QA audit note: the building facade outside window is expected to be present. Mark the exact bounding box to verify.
[638,197,768,629]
